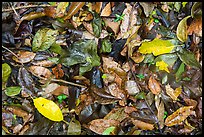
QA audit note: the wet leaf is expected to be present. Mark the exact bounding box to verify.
[138,38,175,56]
[4,86,21,97]
[33,97,63,122]
[177,49,201,69]
[131,118,154,130]
[164,106,194,127]
[89,119,119,134]
[2,63,11,89]
[176,15,191,43]
[63,2,85,20]
[101,2,112,17]
[32,28,59,52]
[60,39,100,75]
[148,76,161,95]
[12,51,36,63]
[156,60,170,73]
[67,117,81,135]
[165,84,181,101]
[92,12,102,37]
[102,126,116,135]
[100,38,112,53]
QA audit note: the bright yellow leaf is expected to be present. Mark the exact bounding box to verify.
[33,97,63,121]
[138,38,175,56]
[156,60,170,73]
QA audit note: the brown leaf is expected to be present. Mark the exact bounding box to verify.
[6,106,29,122]
[12,51,36,63]
[148,76,161,95]
[52,64,64,79]
[101,2,111,17]
[32,60,55,67]
[29,66,53,79]
[184,98,197,109]
[165,84,181,101]
[89,119,119,134]
[51,86,69,96]
[131,118,154,130]
[63,2,85,20]
[164,106,194,127]
[44,6,56,18]
[94,2,102,13]
[106,83,125,99]
[156,97,165,129]
[102,18,120,34]
[187,16,202,37]
[82,21,94,35]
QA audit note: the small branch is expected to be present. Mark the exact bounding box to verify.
[9,2,20,19]
[2,4,54,12]
[51,78,87,88]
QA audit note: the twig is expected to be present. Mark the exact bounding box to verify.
[2,4,54,12]
[9,2,20,19]
[51,78,87,88]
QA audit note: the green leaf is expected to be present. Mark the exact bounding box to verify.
[2,63,12,89]
[57,94,67,103]
[177,49,201,69]
[102,126,116,135]
[102,74,107,79]
[50,42,62,54]
[48,2,56,6]
[176,15,191,43]
[139,38,175,56]
[154,53,178,67]
[174,2,181,12]
[175,62,185,82]
[67,117,81,135]
[32,28,59,52]
[135,91,146,100]
[100,39,112,53]
[182,2,188,8]
[60,39,100,75]
[92,12,102,37]
[191,2,202,18]
[5,86,21,97]
[48,57,60,64]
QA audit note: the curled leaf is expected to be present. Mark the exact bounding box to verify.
[165,106,194,127]
[33,97,63,122]
[148,76,161,95]
[138,38,175,56]
[176,15,191,43]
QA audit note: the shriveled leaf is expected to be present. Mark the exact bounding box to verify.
[138,38,175,56]
[165,84,181,101]
[101,2,111,17]
[12,51,36,63]
[92,12,102,37]
[2,63,11,89]
[102,126,116,135]
[177,49,201,69]
[176,15,191,43]
[32,28,59,52]
[63,2,85,20]
[131,118,154,130]
[60,39,100,75]
[33,97,63,122]
[67,117,81,135]
[156,60,170,73]
[89,119,119,134]
[148,76,161,95]
[52,64,64,79]
[165,106,194,127]
[5,86,21,97]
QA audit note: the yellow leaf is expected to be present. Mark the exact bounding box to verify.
[164,106,194,127]
[138,38,175,56]
[165,84,181,101]
[156,60,170,73]
[33,97,63,121]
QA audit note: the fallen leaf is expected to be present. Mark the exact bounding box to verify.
[148,76,161,95]
[164,106,194,127]
[51,86,69,96]
[103,17,120,34]
[101,2,111,17]
[2,63,11,89]
[125,80,140,95]
[187,16,202,37]
[63,2,85,20]
[104,107,129,122]
[102,126,116,135]
[139,2,155,17]
[52,64,64,79]
[29,66,53,79]
[33,97,63,122]
[165,84,181,101]
[56,2,69,18]
[4,86,21,97]
[155,96,165,129]
[176,15,191,43]
[88,119,119,134]
[156,60,170,73]
[131,118,154,130]
[6,106,29,122]
[139,38,175,56]
[12,51,36,63]
[67,117,81,135]
[106,83,125,99]
[94,2,102,13]
[183,98,197,109]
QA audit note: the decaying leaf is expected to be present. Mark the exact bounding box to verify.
[125,80,140,95]
[187,16,202,37]
[101,2,112,17]
[104,107,129,122]
[155,95,165,129]
[138,38,175,56]
[106,83,125,99]
[33,97,63,122]
[131,118,154,130]
[67,117,81,135]
[176,15,191,43]
[52,64,64,79]
[88,119,120,134]
[12,51,36,63]
[28,66,53,79]
[165,84,181,101]
[164,106,194,127]
[148,76,161,95]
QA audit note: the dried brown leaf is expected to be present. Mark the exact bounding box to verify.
[32,60,55,67]
[165,84,181,101]
[52,64,64,79]
[89,119,119,134]
[106,83,125,99]
[184,98,197,109]
[164,106,194,127]
[12,51,36,63]
[187,16,202,37]
[51,86,69,96]
[101,2,111,17]
[29,66,53,79]
[94,2,102,13]
[148,76,161,95]
[103,17,120,34]
[131,118,154,130]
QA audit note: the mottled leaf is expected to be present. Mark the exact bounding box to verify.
[165,84,181,101]
[12,51,36,63]
[139,38,175,56]
[100,39,112,53]
[92,12,102,37]
[32,28,59,52]
[176,15,191,43]
[164,106,194,127]
[5,86,21,97]
[148,76,161,95]
[67,117,81,135]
